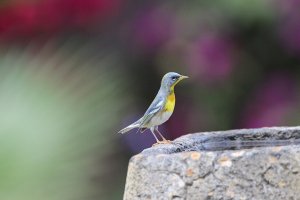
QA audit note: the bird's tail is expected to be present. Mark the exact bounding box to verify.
[118,119,141,134]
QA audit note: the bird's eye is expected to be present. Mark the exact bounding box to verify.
[171,76,177,81]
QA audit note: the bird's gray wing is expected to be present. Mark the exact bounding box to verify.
[138,95,165,129]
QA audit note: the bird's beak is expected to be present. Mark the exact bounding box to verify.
[180,75,189,80]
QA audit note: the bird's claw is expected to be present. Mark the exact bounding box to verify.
[152,140,172,146]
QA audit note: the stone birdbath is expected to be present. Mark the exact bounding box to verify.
[123,126,300,200]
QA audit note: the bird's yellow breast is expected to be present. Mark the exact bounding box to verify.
[164,92,175,112]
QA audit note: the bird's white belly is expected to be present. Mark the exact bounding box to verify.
[149,111,173,127]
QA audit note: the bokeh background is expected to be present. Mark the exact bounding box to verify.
[0,0,300,199]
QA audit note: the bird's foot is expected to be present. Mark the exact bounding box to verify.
[152,140,172,146]
[161,139,171,144]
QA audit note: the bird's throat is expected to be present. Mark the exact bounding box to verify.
[164,91,175,112]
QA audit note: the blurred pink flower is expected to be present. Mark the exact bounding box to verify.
[130,7,175,52]
[0,0,123,39]
[240,72,296,128]
[186,33,236,83]
[59,0,122,27]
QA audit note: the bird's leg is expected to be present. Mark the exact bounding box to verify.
[155,126,171,144]
[155,128,167,140]
[150,128,161,146]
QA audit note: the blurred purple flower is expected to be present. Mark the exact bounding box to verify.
[276,0,300,14]
[130,7,175,52]
[240,72,296,128]
[186,33,236,83]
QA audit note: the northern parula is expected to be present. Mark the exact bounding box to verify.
[119,72,188,145]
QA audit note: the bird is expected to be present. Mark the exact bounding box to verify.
[118,72,188,145]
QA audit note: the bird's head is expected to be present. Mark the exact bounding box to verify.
[161,72,188,91]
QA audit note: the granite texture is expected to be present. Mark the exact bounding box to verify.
[124,127,300,200]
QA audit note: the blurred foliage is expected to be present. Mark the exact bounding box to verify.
[0,43,130,200]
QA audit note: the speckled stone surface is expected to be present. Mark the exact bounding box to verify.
[123,127,300,200]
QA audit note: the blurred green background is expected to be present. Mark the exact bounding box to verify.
[0,0,300,199]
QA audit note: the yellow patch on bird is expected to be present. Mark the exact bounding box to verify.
[164,92,175,112]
